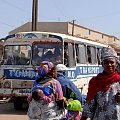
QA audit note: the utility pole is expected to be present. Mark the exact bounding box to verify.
[32,0,38,31]
[72,20,76,36]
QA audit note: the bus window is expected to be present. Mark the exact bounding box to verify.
[87,46,97,64]
[75,44,80,63]
[97,48,101,65]
[32,42,62,65]
[91,47,97,64]
[78,44,87,64]
[64,43,69,66]
[53,46,62,63]
[87,46,92,63]
[4,45,31,65]
[68,43,76,67]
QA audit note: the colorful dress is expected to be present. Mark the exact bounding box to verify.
[27,78,64,120]
[82,72,120,120]
[66,110,81,120]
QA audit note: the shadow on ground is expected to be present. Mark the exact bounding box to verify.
[0,102,27,115]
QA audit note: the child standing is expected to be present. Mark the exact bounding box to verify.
[64,99,82,120]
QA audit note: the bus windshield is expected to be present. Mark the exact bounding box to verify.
[4,45,31,65]
[32,42,63,65]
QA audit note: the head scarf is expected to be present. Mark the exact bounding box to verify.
[38,61,54,77]
[101,46,118,62]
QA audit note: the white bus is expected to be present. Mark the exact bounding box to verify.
[0,31,107,109]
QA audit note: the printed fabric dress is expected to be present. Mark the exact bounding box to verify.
[82,82,120,120]
[27,78,64,120]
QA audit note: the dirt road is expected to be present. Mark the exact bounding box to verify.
[0,102,90,120]
[0,102,28,120]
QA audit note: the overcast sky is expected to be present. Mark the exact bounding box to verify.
[0,0,120,38]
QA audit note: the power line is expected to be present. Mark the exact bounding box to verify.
[77,12,120,22]
[51,0,68,20]
[0,0,31,28]
[0,0,59,22]
[0,0,30,14]
[0,21,15,27]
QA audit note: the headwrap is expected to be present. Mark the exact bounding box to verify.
[38,61,54,77]
[86,71,120,101]
[101,46,118,61]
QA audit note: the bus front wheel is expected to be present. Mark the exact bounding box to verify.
[13,97,23,110]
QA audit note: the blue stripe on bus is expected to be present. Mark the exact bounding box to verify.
[4,66,103,80]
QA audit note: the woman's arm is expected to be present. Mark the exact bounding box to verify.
[53,80,64,109]
[81,99,97,120]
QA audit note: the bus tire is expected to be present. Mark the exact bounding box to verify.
[13,97,23,110]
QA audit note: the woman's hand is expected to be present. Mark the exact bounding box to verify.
[115,91,120,103]
[80,115,88,120]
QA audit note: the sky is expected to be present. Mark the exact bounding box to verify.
[0,0,120,38]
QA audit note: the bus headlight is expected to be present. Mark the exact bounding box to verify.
[4,81,11,88]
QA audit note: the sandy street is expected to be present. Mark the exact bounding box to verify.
[0,102,90,120]
[0,102,28,120]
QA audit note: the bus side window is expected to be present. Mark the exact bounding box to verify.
[78,44,87,64]
[91,46,97,64]
[75,44,80,63]
[87,46,92,63]
[68,43,76,67]
[97,48,101,65]
[64,43,69,66]
[87,46,97,64]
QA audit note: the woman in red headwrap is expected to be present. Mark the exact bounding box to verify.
[27,61,65,120]
[81,47,120,120]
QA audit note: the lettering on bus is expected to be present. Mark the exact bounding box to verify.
[78,66,100,75]
[67,71,75,78]
[4,69,38,79]
[66,66,103,79]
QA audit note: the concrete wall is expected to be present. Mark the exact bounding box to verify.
[9,22,120,53]
[9,22,68,35]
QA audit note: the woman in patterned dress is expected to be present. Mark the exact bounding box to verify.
[27,61,64,120]
[81,47,120,120]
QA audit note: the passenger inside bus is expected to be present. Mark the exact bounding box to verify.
[53,47,62,64]
[4,52,15,65]
[5,56,14,65]
[32,47,40,65]
[87,46,92,63]
[17,52,29,65]
[40,50,54,63]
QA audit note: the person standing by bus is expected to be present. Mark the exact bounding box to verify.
[81,47,120,120]
[56,64,82,102]
[27,61,65,120]
[56,64,82,120]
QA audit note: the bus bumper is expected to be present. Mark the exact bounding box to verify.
[0,88,31,97]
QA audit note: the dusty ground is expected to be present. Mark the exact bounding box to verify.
[0,102,28,120]
[0,102,90,120]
